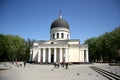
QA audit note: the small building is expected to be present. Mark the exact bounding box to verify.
[30,14,89,63]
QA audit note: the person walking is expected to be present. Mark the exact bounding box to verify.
[57,62,60,68]
[15,60,18,67]
[65,63,68,69]
[20,61,22,68]
[24,61,26,67]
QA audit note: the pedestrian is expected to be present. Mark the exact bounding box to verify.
[54,62,57,68]
[15,60,18,66]
[65,63,68,69]
[57,62,60,68]
[20,61,22,68]
[24,61,26,67]
[62,62,65,68]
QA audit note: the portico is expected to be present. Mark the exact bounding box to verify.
[37,48,68,63]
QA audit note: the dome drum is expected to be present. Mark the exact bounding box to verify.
[50,28,70,40]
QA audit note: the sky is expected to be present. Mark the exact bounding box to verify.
[0,0,120,44]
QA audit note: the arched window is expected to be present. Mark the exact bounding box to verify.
[61,33,64,38]
[57,33,59,38]
[53,33,55,39]
[67,34,69,39]
[51,42,54,44]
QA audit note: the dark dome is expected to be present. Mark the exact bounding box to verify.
[51,18,69,29]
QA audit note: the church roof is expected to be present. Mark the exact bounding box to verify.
[33,40,68,48]
[80,44,88,48]
[33,39,80,48]
[50,13,70,29]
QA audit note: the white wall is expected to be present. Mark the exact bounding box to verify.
[79,45,89,62]
[68,41,80,62]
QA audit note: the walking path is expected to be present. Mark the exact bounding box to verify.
[94,63,120,75]
[0,62,119,80]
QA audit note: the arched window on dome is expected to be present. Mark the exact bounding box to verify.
[61,33,64,38]
[53,33,55,39]
[67,34,69,39]
[57,33,59,38]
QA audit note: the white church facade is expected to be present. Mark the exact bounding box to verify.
[30,14,89,63]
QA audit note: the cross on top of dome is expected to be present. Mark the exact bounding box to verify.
[58,11,62,19]
[50,12,70,29]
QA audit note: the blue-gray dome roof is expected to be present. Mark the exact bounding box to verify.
[51,18,70,29]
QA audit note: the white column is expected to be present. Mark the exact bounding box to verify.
[54,48,56,62]
[60,48,62,63]
[55,33,57,39]
[38,49,41,62]
[69,33,70,39]
[30,51,32,61]
[48,48,51,63]
[59,33,61,39]
[80,50,82,62]
[86,50,89,62]
[65,48,68,62]
[43,48,46,62]
[82,50,84,62]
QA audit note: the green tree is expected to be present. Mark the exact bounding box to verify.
[0,34,9,61]
[85,26,120,63]
[0,34,27,61]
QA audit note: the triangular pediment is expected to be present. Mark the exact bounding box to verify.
[45,41,58,44]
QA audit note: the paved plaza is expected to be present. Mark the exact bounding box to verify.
[0,62,120,80]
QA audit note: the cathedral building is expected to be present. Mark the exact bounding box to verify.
[30,14,89,63]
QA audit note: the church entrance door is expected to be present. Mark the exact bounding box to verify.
[51,54,54,63]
